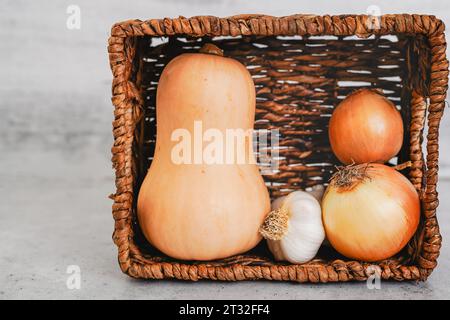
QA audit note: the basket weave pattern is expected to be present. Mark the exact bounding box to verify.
[108,14,448,282]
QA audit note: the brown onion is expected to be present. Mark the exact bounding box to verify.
[329,89,404,164]
[322,163,420,262]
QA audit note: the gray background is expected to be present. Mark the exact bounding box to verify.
[1,0,449,299]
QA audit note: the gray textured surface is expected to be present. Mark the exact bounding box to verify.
[1,0,449,299]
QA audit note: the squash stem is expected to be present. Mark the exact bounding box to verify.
[199,43,224,56]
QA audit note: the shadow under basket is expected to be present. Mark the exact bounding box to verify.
[108,14,448,282]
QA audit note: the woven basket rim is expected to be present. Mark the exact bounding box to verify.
[108,13,448,282]
[109,14,446,39]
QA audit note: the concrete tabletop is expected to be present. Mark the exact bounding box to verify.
[1,0,449,299]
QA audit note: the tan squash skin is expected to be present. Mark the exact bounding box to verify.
[137,48,271,261]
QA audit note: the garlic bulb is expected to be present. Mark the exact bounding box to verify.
[260,187,325,264]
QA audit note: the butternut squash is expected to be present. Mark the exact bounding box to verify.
[137,44,270,261]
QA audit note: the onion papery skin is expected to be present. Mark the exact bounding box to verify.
[328,89,404,164]
[322,163,420,262]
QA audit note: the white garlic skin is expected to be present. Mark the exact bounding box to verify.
[267,190,325,264]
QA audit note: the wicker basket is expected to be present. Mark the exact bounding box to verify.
[108,14,448,282]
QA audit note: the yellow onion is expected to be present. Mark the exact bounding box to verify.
[322,163,420,262]
[329,89,404,164]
